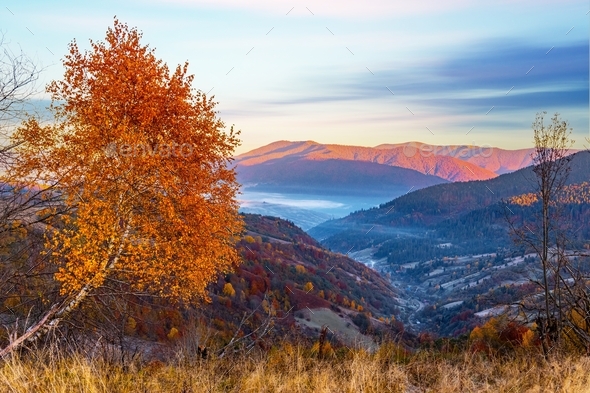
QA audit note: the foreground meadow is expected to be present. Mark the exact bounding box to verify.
[0,344,588,393]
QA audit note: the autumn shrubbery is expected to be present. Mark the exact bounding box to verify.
[469,316,537,356]
[467,313,590,360]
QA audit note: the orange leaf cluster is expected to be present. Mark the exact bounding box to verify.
[12,19,243,302]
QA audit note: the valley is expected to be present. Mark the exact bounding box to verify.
[299,150,590,337]
[238,190,387,230]
[348,247,541,336]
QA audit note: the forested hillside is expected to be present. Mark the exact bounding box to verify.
[310,151,590,249]
[195,214,408,348]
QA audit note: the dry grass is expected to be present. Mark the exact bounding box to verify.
[0,345,588,392]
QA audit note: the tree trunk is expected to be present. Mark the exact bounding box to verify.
[0,226,130,357]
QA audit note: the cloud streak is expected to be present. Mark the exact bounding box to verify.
[259,40,588,113]
[146,0,584,19]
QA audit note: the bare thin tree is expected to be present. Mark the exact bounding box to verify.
[0,35,67,347]
[532,112,573,352]
[0,34,39,134]
[506,112,590,357]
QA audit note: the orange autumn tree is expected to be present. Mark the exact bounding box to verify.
[0,20,243,355]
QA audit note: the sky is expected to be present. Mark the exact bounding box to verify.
[2,0,589,154]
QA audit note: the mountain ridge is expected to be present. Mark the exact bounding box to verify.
[237,158,448,197]
[234,140,559,183]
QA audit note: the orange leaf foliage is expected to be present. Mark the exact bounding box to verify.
[12,19,243,302]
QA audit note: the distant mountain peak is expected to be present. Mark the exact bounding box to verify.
[235,140,537,182]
